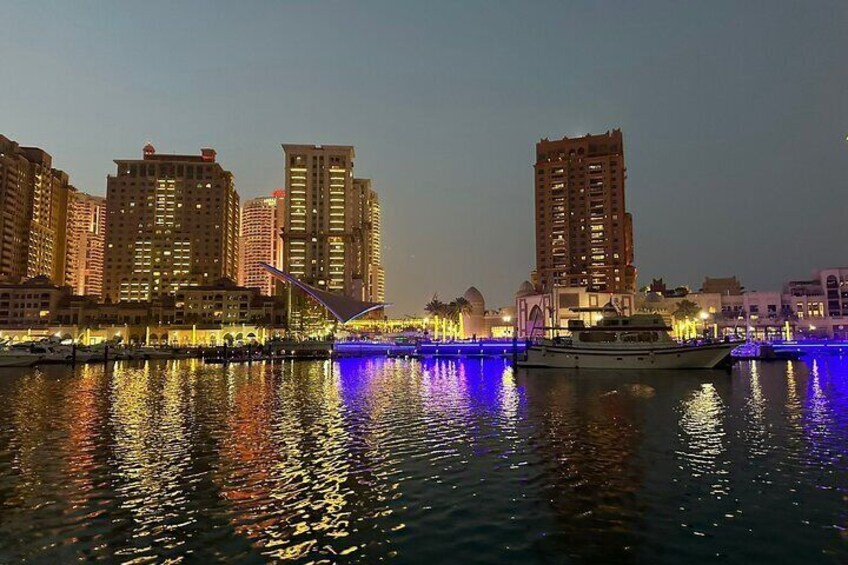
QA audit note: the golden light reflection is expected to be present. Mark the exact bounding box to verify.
[499,365,519,429]
[784,361,803,436]
[678,383,727,494]
[110,361,196,556]
[212,360,398,562]
[9,369,57,504]
[63,364,107,521]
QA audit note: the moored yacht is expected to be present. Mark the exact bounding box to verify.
[0,346,44,367]
[519,312,736,370]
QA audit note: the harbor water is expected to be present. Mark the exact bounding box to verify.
[0,357,846,563]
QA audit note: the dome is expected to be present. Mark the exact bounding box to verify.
[515,280,535,298]
[143,142,156,155]
[463,286,486,314]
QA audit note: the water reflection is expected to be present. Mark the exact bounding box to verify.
[109,362,198,559]
[517,369,647,562]
[678,383,728,493]
[0,358,846,562]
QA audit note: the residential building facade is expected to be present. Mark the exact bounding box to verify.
[281,144,384,302]
[65,190,107,297]
[104,144,240,302]
[239,191,285,295]
[534,130,635,293]
[352,178,385,302]
[0,135,71,284]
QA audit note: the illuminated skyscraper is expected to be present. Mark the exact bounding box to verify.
[534,130,635,293]
[281,144,384,302]
[0,135,71,284]
[65,190,106,297]
[239,191,285,295]
[104,144,240,302]
[352,178,385,303]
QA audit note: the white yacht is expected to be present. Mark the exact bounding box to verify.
[519,312,736,370]
[0,346,44,367]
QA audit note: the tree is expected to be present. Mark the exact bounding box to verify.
[446,296,472,321]
[672,299,701,321]
[424,295,447,317]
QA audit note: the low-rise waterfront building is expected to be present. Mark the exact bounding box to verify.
[0,276,69,328]
[515,268,848,341]
[458,287,515,339]
[0,276,288,345]
[515,280,635,338]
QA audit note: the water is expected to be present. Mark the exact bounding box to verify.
[0,357,847,563]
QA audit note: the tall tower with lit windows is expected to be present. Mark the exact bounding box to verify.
[0,135,72,284]
[65,190,107,297]
[103,144,240,302]
[281,144,383,302]
[534,130,635,293]
[239,190,285,295]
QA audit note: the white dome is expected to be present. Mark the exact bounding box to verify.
[515,280,535,297]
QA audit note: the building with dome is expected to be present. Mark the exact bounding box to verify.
[453,286,515,339]
[514,281,635,339]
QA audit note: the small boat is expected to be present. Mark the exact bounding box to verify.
[519,313,737,370]
[0,347,44,367]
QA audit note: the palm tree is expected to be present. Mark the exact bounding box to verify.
[672,299,701,321]
[450,296,472,320]
[424,295,447,317]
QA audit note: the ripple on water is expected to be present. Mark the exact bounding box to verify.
[0,358,846,563]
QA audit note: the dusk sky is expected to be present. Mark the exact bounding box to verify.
[2,1,846,313]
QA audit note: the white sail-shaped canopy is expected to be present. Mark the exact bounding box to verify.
[261,263,390,324]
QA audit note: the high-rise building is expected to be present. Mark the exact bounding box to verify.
[534,130,635,293]
[239,190,285,295]
[65,190,107,297]
[104,144,240,302]
[352,178,385,303]
[281,144,384,302]
[0,135,71,284]
[367,185,385,303]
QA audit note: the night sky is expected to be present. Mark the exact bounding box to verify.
[2,1,846,314]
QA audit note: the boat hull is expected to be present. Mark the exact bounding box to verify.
[519,342,736,370]
[0,354,43,368]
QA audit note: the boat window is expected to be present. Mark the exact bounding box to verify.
[579,331,617,343]
[621,332,660,343]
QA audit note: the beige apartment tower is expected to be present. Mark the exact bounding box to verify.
[352,178,385,303]
[0,135,71,284]
[534,130,636,293]
[65,190,107,297]
[239,191,286,295]
[104,144,240,302]
[281,144,384,302]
